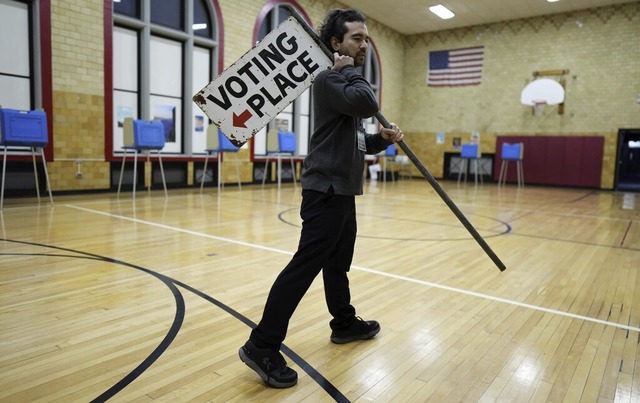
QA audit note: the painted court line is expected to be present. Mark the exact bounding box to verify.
[66,203,640,334]
[620,220,633,247]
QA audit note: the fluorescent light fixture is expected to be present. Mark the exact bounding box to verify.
[547,0,560,2]
[429,4,455,19]
[193,23,207,30]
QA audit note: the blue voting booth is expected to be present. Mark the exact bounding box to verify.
[117,117,167,200]
[200,127,242,192]
[497,142,524,187]
[261,130,297,189]
[0,108,53,209]
[457,143,483,185]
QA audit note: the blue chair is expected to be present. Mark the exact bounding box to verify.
[117,117,167,200]
[200,126,242,191]
[498,142,524,187]
[457,143,483,185]
[0,108,53,210]
[261,130,297,189]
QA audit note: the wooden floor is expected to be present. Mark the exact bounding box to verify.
[1,179,639,402]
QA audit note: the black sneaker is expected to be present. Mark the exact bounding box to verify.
[239,340,298,388]
[330,317,381,344]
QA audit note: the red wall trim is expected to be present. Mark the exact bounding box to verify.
[103,0,113,161]
[40,0,53,161]
[211,0,225,74]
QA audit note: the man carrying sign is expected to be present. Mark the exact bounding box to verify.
[239,8,404,388]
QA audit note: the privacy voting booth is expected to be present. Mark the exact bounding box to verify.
[116,117,167,200]
[0,108,53,210]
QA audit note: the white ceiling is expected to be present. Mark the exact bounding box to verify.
[339,0,638,35]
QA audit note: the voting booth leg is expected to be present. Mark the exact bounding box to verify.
[261,156,271,188]
[274,155,295,191]
[517,161,524,187]
[261,155,295,190]
[142,150,167,198]
[200,153,210,193]
[290,157,296,188]
[217,155,222,190]
[457,159,466,184]
[117,149,139,200]
[37,147,54,206]
[474,160,483,185]
[31,149,41,201]
[1,146,7,210]
[277,157,281,190]
[156,150,168,198]
[117,149,128,199]
[0,146,53,210]
[498,160,507,186]
[498,160,524,187]
[132,151,138,201]
[116,149,140,201]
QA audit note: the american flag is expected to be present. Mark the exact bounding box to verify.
[427,46,485,87]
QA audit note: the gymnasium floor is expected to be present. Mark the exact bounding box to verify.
[1,179,639,402]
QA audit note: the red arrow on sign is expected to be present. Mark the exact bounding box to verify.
[232,110,252,128]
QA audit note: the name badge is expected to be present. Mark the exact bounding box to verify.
[357,130,366,152]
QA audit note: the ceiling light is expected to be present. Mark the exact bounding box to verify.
[193,23,207,30]
[547,0,560,2]
[429,4,455,20]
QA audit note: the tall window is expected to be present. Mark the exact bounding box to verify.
[253,3,310,156]
[0,0,52,156]
[0,0,32,110]
[252,2,382,156]
[112,0,220,156]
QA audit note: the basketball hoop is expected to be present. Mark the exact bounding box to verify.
[532,100,546,116]
[521,78,565,117]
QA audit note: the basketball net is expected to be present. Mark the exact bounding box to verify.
[533,100,546,116]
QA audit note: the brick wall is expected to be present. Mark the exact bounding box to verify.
[42,0,639,192]
[400,2,640,188]
[49,0,108,190]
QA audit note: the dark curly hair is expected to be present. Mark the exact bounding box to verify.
[318,9,366,52]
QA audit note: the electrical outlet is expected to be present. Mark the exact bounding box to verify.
[75,159,83,178]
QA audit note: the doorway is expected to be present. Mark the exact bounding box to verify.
[615,128,640,191]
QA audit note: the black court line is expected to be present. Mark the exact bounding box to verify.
[1,239,349,403]
[565,190,599,204]
[499,231,640,252]
[277,208,512,241]
[172,279,349,402]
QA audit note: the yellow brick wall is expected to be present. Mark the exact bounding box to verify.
[49,0,108,191]
[42,1,639,191]
[400,2,640,188]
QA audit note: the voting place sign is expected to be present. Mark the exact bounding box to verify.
[193,16,332,147]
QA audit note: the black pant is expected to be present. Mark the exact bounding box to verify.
[250,187,357,350]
